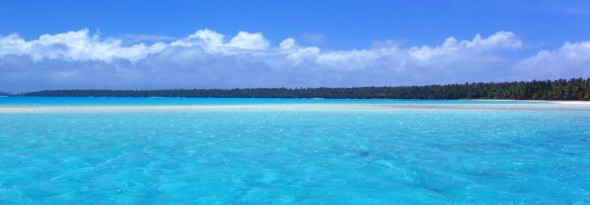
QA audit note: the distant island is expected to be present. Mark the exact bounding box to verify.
[0,91,11,96]
[3,78,590,101]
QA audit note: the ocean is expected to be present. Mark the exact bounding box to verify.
[1,97,589,204]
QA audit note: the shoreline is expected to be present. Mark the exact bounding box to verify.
[1,102,590,113]
[531,100,590,105]
[464,99,590,105]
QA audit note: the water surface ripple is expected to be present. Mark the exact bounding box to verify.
[1,98,589,204]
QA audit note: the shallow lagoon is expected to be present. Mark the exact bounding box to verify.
[1,98,589,204]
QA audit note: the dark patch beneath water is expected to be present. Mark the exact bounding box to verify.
[358,151,370,157]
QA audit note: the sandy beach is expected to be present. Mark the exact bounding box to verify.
[2,101,590,113]
[537,100,590,105]
[467,99,590,105]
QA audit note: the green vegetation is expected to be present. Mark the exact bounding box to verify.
[15,78,590,100]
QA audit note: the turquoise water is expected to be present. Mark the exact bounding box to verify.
[1,98,589,204]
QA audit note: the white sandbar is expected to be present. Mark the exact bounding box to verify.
[1,102,589,113]
[0,104,365,113]
[467,99,590,105]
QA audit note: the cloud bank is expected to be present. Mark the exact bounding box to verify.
[0,29,589,92]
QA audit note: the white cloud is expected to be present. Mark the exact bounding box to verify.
[171,29,224,47]
[408,31,522,62]
[0,29,167,62]
[514,41,590,79]
[0,34,28,56]
[0,29,588,92]
[227,31,269,50]
[170,29,270,52]
[279,38,296,50]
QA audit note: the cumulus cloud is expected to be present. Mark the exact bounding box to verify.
[170,29,269,51]
[0,29,167,62]
[227,31,269,50]
[0,28,588,92]
[279,38,296,50]
[171,29,224,48]
[513,41,590,79]
[408,31,522,62]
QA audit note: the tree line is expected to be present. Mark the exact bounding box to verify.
[8,78,590,100]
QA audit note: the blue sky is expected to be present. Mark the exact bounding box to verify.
[1,0,589,92]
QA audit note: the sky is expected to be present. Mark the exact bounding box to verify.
[1,0,589,92]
